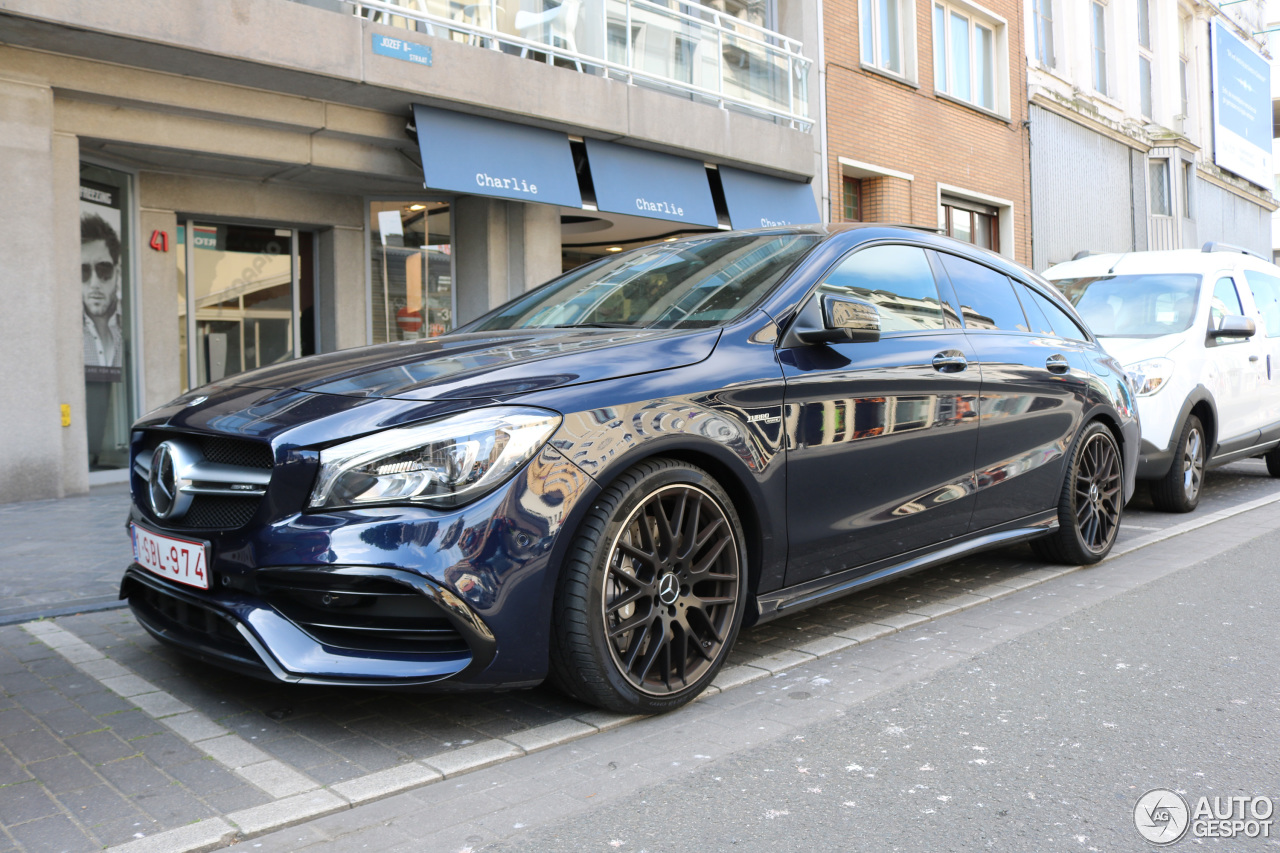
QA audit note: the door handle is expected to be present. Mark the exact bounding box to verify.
[932,351,968,373]
[1046,353,1070,374]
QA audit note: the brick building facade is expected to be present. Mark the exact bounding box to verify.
[823,0,1031,266]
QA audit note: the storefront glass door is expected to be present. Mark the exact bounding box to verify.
[177,221,314,392]
[370,201,455,344]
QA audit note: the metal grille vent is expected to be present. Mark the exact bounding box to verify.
[199,436,274,469]
[181,496,260,530]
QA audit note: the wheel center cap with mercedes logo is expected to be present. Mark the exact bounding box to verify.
[657,572,680,605]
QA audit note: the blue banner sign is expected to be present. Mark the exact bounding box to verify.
[411,104,581,208]
[1210,20,1271,189]
[372,33,433,66]
[585,140,719,227]
[719,167,819,229]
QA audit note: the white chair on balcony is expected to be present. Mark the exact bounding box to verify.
[515,0,582,69]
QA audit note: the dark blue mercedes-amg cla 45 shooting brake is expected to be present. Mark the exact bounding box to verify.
[122,224,1138,713]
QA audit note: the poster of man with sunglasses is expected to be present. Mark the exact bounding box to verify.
[81,182,123,383]
[81,179,127,469]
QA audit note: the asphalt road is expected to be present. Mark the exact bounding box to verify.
[480,525,1280,852]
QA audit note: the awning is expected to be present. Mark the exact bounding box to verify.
[584,139,719,228]
[720,166,819,229]
[411,104,581,208]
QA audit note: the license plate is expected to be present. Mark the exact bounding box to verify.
[131,523,210,590]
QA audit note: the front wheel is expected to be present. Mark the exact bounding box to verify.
[1149,415,1205,513]
[548,459,747,713]
[1032,421,1123,565]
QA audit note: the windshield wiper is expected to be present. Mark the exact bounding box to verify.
[551,322,638,329]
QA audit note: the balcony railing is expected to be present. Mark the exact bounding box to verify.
[343,0,811,130]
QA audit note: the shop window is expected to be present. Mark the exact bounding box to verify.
[80,164,135,473]
[843,177,862,221]
[932,1,1003,114]
[370,201,455,344]
[940,196,999,253]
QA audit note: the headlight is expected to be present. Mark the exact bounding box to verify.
[309,407,562,510]
[1124,357,1174,397]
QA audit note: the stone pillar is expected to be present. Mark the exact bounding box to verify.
[0,76,86,503]
[319,224,367,351]
[138,207,181,410]
[455,196,562,325]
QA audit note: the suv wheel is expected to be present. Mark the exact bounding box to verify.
[548,459,746,713]
[1149,415,1205,513]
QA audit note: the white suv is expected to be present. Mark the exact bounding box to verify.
[1044,243,1280,512]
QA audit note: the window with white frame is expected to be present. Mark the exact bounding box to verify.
[1031,0,1054,67]
[1137,0,1153,118]
[1091,1,1108,97]
[860,0,914,79]
[1150,159,1171,216]
[1178,12,1190,120]
[932,1,1005,114]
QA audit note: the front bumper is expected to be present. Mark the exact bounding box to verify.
[121,443,598,690]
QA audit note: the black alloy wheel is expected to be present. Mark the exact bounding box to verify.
[1033,421,1123,565]
[549,459,746,713]
[1150,415,1205,513]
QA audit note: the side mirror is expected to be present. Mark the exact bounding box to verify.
[797,295,881,344]
[1210,314,1255,339]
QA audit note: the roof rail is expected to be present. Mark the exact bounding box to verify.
[1072,250,1093,260]
[1202,241,1268,262]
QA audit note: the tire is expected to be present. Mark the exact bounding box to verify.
[548,458,747,714]
[1265,444,1280,478]
[1148,415,1205,513]
[1032,421,1124,565]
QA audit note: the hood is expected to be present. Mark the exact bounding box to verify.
[210,327,722,401]
[1096,335,1183,366]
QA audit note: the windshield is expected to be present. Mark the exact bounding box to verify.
[1053,274,1201,338]
[466,234,821,332]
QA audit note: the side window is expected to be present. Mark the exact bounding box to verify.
[1244,270,1280,337]
[1210,277,1243,330]
[937,253,1029,332]
[818,244,949,333]
[1015,282,1089,341]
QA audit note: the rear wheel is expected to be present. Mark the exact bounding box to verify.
[1265,444,1280,478]
[1033,421,1123,565]
[548,459,746,713]
[1149,415,1205,513]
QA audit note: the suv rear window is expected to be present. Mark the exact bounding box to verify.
[1054,274,1201,338]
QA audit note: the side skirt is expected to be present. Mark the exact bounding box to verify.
[753,510,1059,623]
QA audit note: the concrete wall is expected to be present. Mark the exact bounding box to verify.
[1029,105,1139,272]
[454,197,562,325]
[0,76,86,502]
[1195,180,1271,257]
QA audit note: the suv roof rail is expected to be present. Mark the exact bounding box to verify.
[1072,250,1093,260]
[1202,241,1268,262]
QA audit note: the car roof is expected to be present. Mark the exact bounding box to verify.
[1044,248,1280,281]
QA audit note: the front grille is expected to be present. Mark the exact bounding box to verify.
[257,571,469,656]
[132,430,273,532]
[200,436,274,469]
[182,496,261,529]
